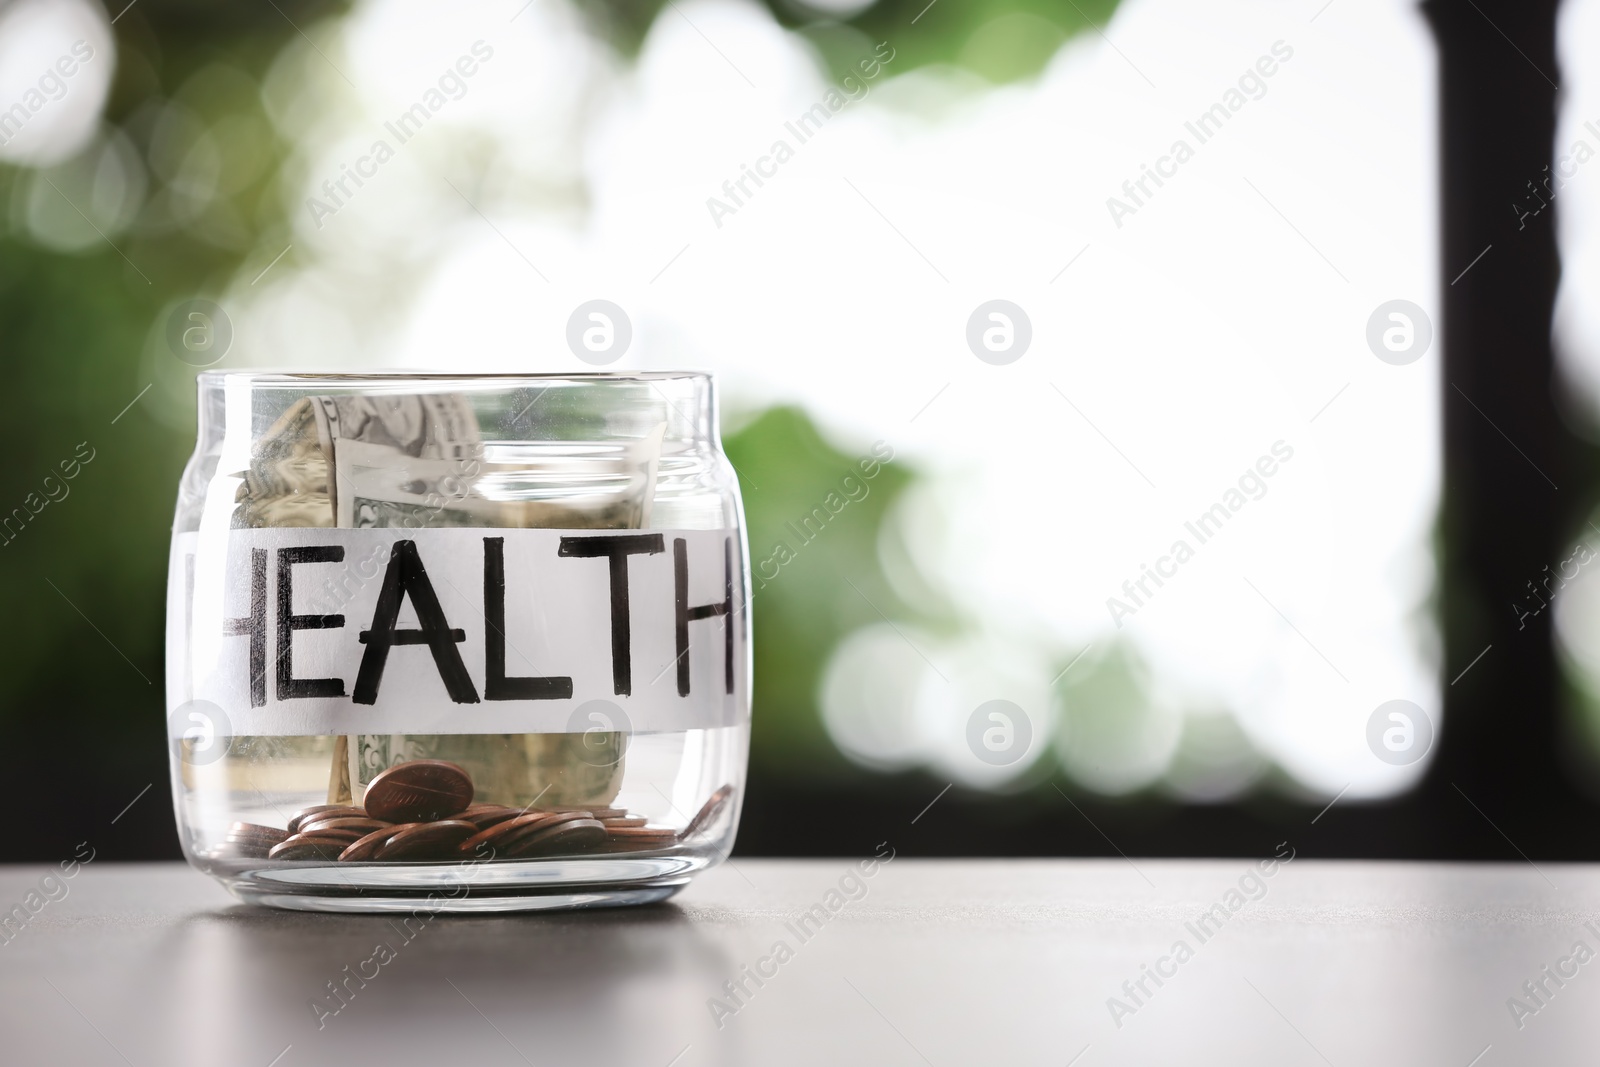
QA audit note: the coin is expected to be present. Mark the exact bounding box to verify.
[375,819,479,861]
[496,810,595,849]
[681,784,735,841]
[287,805,364,834]
[227,822,288,845]
[599,816,646,828]
[597,828,677,853]
[298,816,392,837]
[269,835,351,861]
[456,811,563,858]
[224,835,279,849]
[299,828,367,846]
[340,822,421,862]
[223,825,285,859]
[453,805,522,830]
[503,817,607,858]
[606,824,677,841]
[363,760,474,823]
[219,827,285,858]
[550,806,627,819]
[462,811,599,858]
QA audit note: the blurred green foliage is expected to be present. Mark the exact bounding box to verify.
[724,406,915,781]
[0,8,315,811]
[587,0,1120,84]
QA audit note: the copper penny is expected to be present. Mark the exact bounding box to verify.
[681,784,735,841]
[550,806,626,819]
[287,805,364,834]
[338,823,417,862]
[456,812,563,858]
[298,816,392,837]
[598,829,677,853]
[453,805,522,830]
[599,816,646,828]
[596,839,674,853]
[220,825,283,857]
[503,818,607,858]
[268,835,350,861]
[299,830,366,847]
[495,810,597,847]
[374,819,478,861]
[224,836,279,850]
[606,824,677,836]
[363,760,474,823]
[227,822,288,845]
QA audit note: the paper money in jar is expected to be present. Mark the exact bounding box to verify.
[230,391,665,811]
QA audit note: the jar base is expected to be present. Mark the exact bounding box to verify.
[207,853,709,913]
[226,881,688,913]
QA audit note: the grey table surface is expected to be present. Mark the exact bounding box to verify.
[0,858,1596,1067]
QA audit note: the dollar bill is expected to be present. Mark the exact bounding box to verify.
[238,394,665,532]
[313,393,482,461]
[336,423,665,531]
[234,397,334,528]
[347,732,627,811]
[334,439,502,529]
[234,393,485,527]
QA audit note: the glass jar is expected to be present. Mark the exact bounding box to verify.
[165,372,749,912]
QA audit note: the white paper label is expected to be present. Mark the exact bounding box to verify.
[166,527,748,736]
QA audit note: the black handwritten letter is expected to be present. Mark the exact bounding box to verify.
[483,537,572,700]
[354,540,478,705]
[224,548,268,708]
[277,546,347,700]
[674,536,735,697]
[557,534,664,696]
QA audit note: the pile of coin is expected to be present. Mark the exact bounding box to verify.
[217,760,731,863]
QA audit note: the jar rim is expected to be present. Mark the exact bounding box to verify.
[197,370,713,385]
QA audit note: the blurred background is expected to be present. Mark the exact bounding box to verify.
[0,0,1593,861]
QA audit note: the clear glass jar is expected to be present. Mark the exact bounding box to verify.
[166,372,749,912]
